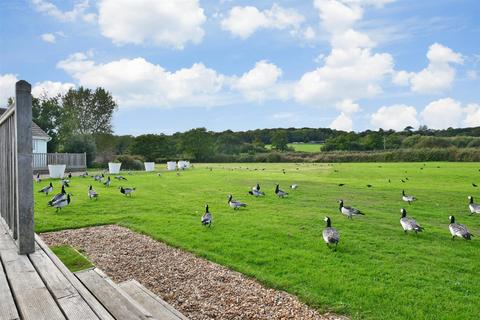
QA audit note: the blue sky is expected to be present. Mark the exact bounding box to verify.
[1,0,479,135]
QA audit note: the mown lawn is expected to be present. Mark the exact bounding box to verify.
[35,162,480,319]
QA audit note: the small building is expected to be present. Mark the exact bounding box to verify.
[0,107,51,154]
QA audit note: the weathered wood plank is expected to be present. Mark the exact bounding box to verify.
[0,255,20,320]
[0,231,65,320]
[29,247,100,320]
[119,280,188,320]
[35,235,115,320]
[75,268,154,320]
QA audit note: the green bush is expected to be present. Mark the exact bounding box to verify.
[115,155,144,170]
[63,134,96,167]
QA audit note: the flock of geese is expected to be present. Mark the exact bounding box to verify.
[201,178,479,252]
[37,167,478,251]
[38,171,136,212]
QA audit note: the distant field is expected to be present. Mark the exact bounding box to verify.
[266,143,323,152]
[35,163,480,319]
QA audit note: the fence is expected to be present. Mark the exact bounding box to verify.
[0,80,35,254]
[33,152,86,172]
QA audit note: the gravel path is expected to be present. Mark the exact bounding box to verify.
[41,225,347,320]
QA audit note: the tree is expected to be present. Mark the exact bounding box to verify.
[32,95,62,152]
[61,87,117,139]
[129,134,176,161]
[271,130,288,151]
[64,134,97,166]
[177,128,214,161]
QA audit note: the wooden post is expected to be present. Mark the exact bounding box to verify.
[15,80,35,254]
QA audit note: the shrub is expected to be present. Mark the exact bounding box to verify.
[63,134,96,167]
[114,155,144,170]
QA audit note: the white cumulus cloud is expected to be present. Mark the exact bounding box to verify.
[395,43,463,93]
[463,103,480,127]
[31,0,96,23]
[0,74,18,106]
[370,104,419,131]
[40,33,56,43]
[420,97,464,129]
[98,0,206,49]
[32,81,75,98]
[329,112,354,131]
[220,4,304,39]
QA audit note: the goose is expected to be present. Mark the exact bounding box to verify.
[201,204,212,227]
[93,174,101,181]
[120,186,135,196]
[400,208,424,233]
[401,179,405,183]
[39,182,53,196]
[472,183,478,188]
[248,189,265,197]
[115,175,127,180]
[68,172,72,179]
[61,179,70,187]
[52,194,71,212]
[88,185,98,200]
[99,174,105,183]
[366,184,373,188]
[338,183,345,187]
[252,183,261,192]
[228,194,247,210]
[48,186,66,206]
[290,184,298,189]
[467,196,480,214]
[103,176,111,187]
[35,173,41,183]
[275,184,288,198]
[338,200,364,219]
[402,190,416,204]
[80,171,88,178]
[322,217,340,251]
[448,216,473,240]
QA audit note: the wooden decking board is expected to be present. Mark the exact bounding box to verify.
[35,235,116,320]
[75,268,155,320]
[29,247,100,320]
[0,257,20,320]
[119,280,188,320]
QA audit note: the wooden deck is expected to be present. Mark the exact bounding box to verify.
[0,221,187,320]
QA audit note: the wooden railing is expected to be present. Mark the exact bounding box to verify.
[0,80,35,254]
[33,152,86,171]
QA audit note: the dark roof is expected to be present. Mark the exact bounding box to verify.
[0,107,50,140]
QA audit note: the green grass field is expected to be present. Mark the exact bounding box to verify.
[266,143,323,152]
[35,163,480,319]
[51,245,93,272]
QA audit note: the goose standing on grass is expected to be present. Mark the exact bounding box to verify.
[99,174,105,183]
[53,194,71,212]
[201,204,212,227]
[39,182,53,196]
[228,194,247,210]
[290,184,298,190]
[120,186,135,196]
[115,175,128,181]
[338,200,364,219]
[93,174,101,181]
[61,179,70,187]
[103,176,111,187]
[275,184,288,198]
[80,171,88,178]
[68,172,72,179]
[48,185,66,206]
[88,185,98,200]
[248,188,265,196]
[35,173,41,183]
[322,217,340,251]
[252,183,261,192]
[448,216,473,240]
[402,190,416,205]
[467,196,480,214]
[400,208,424,233]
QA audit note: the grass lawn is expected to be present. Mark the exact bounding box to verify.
[50,245,94,272]
[35,162,480,319]
[265,143,323,152]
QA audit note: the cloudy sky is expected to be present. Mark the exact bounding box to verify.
[1,0,479,135]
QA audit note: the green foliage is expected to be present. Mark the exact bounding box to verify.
[51,245,93,272]
[177,128,214,161]
[64,134,97,166]
[32,96,62,152]
[271,130,289,151]
[35,163,480,319]
[115,154,144,170]
[129,134,176,161]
